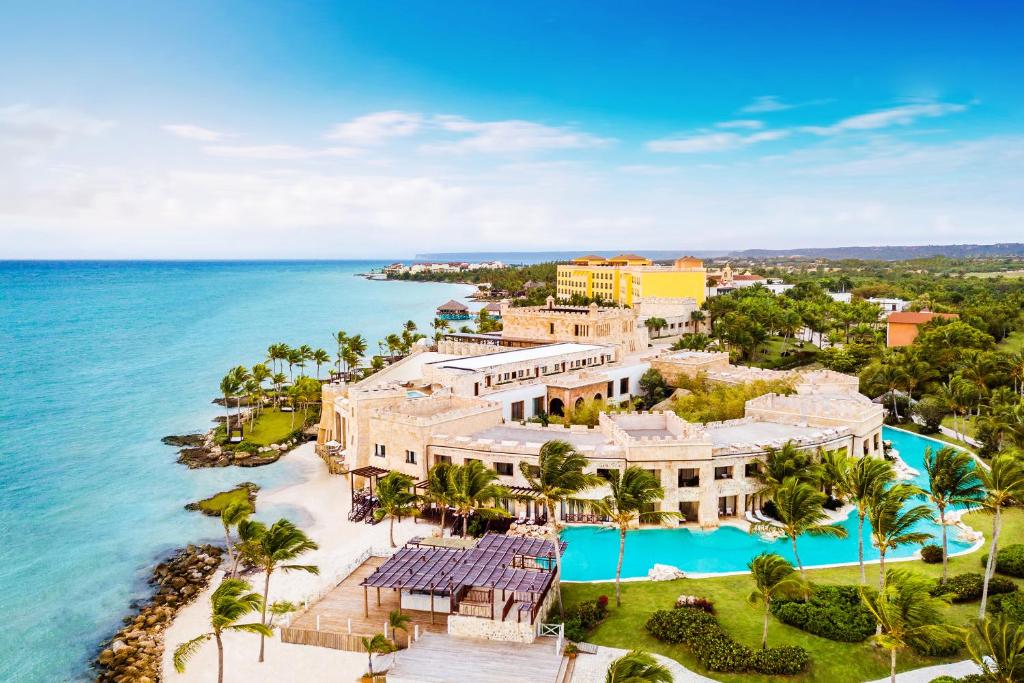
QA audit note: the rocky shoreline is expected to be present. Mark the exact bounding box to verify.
[162,431,301,469]
[95,544,223,683]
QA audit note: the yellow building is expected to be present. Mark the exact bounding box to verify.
[556,254,706,306]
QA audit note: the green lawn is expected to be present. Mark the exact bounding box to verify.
[745,336,818,370]
[188,482,257,516]
[244,407,314,446]
[941,415,978,440]
[998,330,1024,354]
[900,422,977,451]
[562,507,1024,683]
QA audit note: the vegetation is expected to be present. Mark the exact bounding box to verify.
[746,553,805,649]
[669,374,796,423]
[771,585,876,643]
[964,615,1024,683]
[188,482,258,517]
[360,633,396,678]
[605,650,674,683]
[172,578,272,683]
[934,573,1017,603]
[922,446,985,582]
[448,459,510,537]
[373,472,420,547]
[978,453,1024,618]
[982,544,1024,579]
[866,483,934,590]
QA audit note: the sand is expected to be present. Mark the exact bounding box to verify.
[161,443,422,682]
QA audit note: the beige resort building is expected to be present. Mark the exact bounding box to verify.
[317,305,883,529]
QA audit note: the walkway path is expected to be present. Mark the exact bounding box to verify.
[865,659,981,683]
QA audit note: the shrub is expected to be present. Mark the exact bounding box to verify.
[912,638,960,657]
[928,677,958,683]
[561,617,586,643]
[981,544,1024,578]
[573,599,608,629]
[933,573,1018,603]
[761,500,780,521]
[991,592,1024,623]
[750,646,811,675]
[596,595,608,610]
[645,608,810,675]
[920,544,944,564]
[674,595,715,613]
[770,585,876,642]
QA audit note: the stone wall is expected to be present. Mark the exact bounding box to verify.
[446,615,536,643]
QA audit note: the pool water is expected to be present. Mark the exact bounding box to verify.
[560,427,975,580]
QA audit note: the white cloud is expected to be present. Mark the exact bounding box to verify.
[0,104,112,156]
[202,144,361,160]
[647,129,788,153]
[325,111,423,145]
[715,119,763,130]
[740,96,795,113]
[162,124,230,142]
[803,102,967,135]
[424,115,612,154]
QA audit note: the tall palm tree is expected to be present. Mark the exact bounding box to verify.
[520,440,603,617]
[172,578,272,683]
[220,501,252,579]
[590,467,678,606]
[754,441,819,505]
[219,371,242,439]
[373,472,420,548]
[872,357,908,420]
[867,484,933,591]
[978,453,1024,618]
[746,552,804,649]
[448,460,510,538]
[388,609,412,649]
[347,334,368,371]
[239,518,320,662]
[424,462,456,535]
[270,372,287,407]
[936,377,971,442]
[285,348,303,382]
[311,348,330,380]
[605,650,673,683]
[849,456,897,585]
[862,568,958,683]
[296,344,313,377]
[817,447,853,500]
[250,363,272,420]
[360,633,395,678]
[922,446,985,583]
[334,330,348,373]
[750,477,847,581]
[965,616,1024,683]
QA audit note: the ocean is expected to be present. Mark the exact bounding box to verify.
[0,261,472,682]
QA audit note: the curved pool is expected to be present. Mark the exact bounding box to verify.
[560,427,977,580]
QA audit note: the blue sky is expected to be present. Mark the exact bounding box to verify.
[1,1,1021,258]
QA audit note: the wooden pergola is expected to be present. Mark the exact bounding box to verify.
[349,465,389,510]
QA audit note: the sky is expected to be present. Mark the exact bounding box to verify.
[1,1,1022,258]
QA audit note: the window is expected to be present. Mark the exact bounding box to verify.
[405,450,416,464]
[436,455,452,465]
[549,323,555,334]
[474,382,479,396]
[744,462,760,478]
[607,380,615,397]
[678,468,699,487]
[714,466,733,480]
[620,377,629,394]
[597,468,618,481]
[495,462,514,476]
[532,396,545,416]
[511,401,524,421]
[374,443,386,458]
[523,464,540,478]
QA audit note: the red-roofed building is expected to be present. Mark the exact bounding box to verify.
[886,311,959,347]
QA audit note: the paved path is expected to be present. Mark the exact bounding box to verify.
[865,659,981,683]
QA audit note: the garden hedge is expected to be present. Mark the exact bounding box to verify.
[770,585,876,642]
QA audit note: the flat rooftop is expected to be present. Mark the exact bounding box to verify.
[355,352,459,387]
[705,420,823,447]
[429,343,605,372]
[470,424,615,451]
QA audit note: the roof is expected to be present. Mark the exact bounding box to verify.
[609,253,649,261]
[572,254,606,262]
[428,343,606,372]
[483,302,503,311]
[887,311,959,325]
[437,299,469,311]
[361,533,566,594]
[733,274,766,281]
[350,465,389,478]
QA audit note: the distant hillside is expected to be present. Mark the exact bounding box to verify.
[418,243,1024,263]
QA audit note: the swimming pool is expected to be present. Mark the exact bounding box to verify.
[560,427,977,580]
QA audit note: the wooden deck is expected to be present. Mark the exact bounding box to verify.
[387,633,564,683]
[285,556,449,651]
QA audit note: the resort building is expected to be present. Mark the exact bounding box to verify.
[556,254,707,307]
[436,299,471,320]
[497,298,649,356]
[886,310,959,347]
[869,297,910,313]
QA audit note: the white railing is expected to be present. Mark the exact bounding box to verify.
[284,545,396,626]
[537,621,564,655]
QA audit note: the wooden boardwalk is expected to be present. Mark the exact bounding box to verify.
[284,556,449,652]
[387,633,564,683]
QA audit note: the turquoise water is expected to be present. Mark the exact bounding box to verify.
[0,261,471,683]
[561,427,975,580]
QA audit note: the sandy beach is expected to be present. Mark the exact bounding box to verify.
[162,443,422,682]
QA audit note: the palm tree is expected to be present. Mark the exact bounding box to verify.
[239,518,320,662]
[373,472,420,548]
[978,453,1024,618]
[849,457,897,585]
[220,501,252,578]
[250,363,272,420]
[360,633,396,678]
[750,477,847,581]
[347,334,368,371]
[746,552,804,649]
[590,467,678,606]
[311,348,330,380]
[872,357,908,420]
[219,371,242,439]
[817,447,852,501]
[424,462,456,535]
[448,460,510,538]
[295,344,313,377]
[965,616,1024,683]
[520,440,603,617]
[172,578,272,683]
[334,330,348,373]
[922,447,985,583]
[605,650,673,683]
[388,609,412,649]
[754,441,819,505]
[936,377,971,442]
[867,484,933,591]
[270,372,287,407]
[862,568,958,683]
[286,348,303,382]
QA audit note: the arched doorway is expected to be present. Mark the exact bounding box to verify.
[574,397,585,410]
[548,398,564,417]
[593,393,602,402]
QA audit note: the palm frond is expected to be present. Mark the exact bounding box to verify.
[173,634,211,673]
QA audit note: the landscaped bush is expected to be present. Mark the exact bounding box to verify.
[920,544,944,564]
[928,677,958,683]
[770,585,876,642]
[912,638,960,657]
[674,595,715,613]
[645,608,810,675]
[761,500,780,521]
[981,544,1024,578]
[991,592,1024,623]
[932,573,1018,603]
[552,597,610,642]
